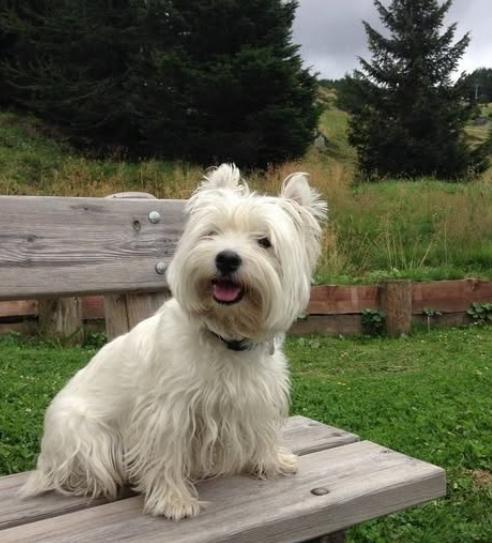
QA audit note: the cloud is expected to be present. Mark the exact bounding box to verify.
[292,0,490,79]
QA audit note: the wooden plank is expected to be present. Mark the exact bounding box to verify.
[0,417,358,530]
[0,321,37,336]
[103,294,129,340]
[38,297,83,345]
[0,441,445,543]
[413,312,471,329]
[290,315,362,336]
[308,286,379,315]
[81,296,104,320]
[0,301,38,318]
[125,291,169,330]
[0,196,186,300]
[282,416,358,455]
[412,279,492,313]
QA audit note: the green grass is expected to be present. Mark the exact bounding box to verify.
[1,328,491,541]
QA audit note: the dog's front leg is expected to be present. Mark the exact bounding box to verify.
[140,465,200,520]
[127,403,200,519]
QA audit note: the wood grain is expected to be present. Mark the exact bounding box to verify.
[0,196,186,299]
[103,294,130,340]
[308,286,379,315]
[380,280,413,337]
[38,297,83,344]
[290,315,363,336]
[412,279,492,313]
[0,301,38,318]
[0,416,358,531]
[0,441,445,543]
[125,291,169,330]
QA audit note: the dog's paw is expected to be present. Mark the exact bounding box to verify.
[144,495,201,520]
[249,450,298,479]
[276,451,298,475]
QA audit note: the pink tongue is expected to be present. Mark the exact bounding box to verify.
[213,282,242,303]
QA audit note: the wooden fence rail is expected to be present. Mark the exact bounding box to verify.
[1,279,492,339]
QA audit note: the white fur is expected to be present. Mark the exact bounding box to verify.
[21,164,327,519]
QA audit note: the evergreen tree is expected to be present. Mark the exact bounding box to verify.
[464,68,492,104]
[345,0,488,180]
[0,0,318,166]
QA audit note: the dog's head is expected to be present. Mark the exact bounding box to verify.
[167,164,327,341]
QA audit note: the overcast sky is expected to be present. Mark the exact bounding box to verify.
[292,0,491,79]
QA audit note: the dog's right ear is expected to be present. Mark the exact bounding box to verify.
[187,164,248,214]
[201,164,241,191]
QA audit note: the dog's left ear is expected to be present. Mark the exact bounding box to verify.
[280,173,327,223]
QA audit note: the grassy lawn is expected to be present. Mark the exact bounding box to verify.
[1,328,491,541]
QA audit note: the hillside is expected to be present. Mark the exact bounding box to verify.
[1,105,492,284]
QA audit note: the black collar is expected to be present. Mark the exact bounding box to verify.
[208,330,255,352]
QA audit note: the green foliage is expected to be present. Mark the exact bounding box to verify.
[422,308,442,318]
[467,302,492,325]
[361,308,385,336]
[463,68,492,104]
[0,0,318,167]
[422,308,442,332]
[344,0,489,180]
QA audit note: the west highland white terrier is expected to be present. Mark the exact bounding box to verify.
[21,164,327,519]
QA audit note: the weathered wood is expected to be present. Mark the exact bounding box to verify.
[290,315,362,337]
[0,301,38,318]
[101,192,171,338]
[0,321,37,336]
[412,279,492,313]
[0,441,446,543]
[104,291,170,340]
[107,192,157,200]
[380,280,413,337]
[308,285,379,315]
[126,291,169,330]
[81,296,104,320]
[103,294,130,340]
[0,416,358,531]
[0,196,186,299]
[38,297,83,345]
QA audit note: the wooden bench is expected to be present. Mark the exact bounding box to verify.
[0,194,446,542]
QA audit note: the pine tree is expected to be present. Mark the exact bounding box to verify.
[0,0,318,166]
[345,0,488,180]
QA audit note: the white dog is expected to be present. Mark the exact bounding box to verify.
[21,164,326,519]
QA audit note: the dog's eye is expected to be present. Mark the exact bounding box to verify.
[205,230,217,237]
[258,237,272,249]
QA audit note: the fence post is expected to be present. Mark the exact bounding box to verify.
[38,297,83,345]
[380,280,413,337]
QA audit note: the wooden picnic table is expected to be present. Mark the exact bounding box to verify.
[0,416,445,542]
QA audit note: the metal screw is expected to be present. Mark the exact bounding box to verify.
[155,262,167,275]
[311,487,330,496]
[148,211,161,224]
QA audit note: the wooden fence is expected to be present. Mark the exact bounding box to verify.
[1,279,492,338]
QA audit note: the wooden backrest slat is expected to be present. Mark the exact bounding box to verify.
[0,196,186,300]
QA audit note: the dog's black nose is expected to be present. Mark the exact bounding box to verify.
[216,250,242,274]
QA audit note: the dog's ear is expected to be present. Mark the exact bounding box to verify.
[201,164,241,191]
[280,173,327,223]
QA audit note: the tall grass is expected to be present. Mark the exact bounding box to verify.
[1,109,492,284]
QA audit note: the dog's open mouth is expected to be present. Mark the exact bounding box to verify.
[212,279,244,305]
